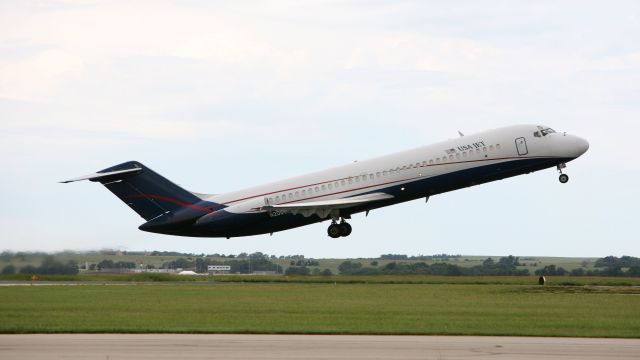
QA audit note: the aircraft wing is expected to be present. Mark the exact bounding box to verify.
[262,192,394,218]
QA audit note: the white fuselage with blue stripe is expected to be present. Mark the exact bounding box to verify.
[63,124,589,238]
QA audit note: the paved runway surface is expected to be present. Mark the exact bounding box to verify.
[1,334,639,359]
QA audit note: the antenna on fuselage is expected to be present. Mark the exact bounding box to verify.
[458,131,465,137]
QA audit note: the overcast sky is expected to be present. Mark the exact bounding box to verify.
[1,1,639,258]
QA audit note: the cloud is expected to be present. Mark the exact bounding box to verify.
[0,1,639,255]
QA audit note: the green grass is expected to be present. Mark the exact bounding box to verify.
[2,274,639,286]
[1,282,639,337]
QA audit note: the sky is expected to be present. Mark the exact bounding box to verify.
[1,0,639,258]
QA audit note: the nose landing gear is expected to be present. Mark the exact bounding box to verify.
[327,219,352,238]
[557,163,569,184]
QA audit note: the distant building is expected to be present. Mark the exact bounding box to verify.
[208,265,231,274]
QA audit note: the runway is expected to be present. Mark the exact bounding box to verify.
[1,334,638,359]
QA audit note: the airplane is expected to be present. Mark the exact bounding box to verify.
[62,124,589,239]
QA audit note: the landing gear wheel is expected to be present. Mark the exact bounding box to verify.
[327,224,341,238]
[559,174,569,184]
[339,222,352,237]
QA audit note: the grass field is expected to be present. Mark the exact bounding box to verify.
[2,274,640,286]
[1,282,639,337]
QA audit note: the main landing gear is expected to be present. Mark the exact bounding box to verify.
[557,163,569,184]
[328,219,352,238]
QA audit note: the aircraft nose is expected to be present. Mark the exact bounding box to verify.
[574,136,590,157]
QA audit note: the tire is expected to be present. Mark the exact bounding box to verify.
[559,174,569,184]
[339,222,352,237]
[327,224,341,238]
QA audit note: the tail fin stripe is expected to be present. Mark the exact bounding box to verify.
[126,194,214,213]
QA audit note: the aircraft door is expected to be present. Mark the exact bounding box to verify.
[515,137,528,156]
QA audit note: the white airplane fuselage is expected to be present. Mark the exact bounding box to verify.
[63,124,589,238]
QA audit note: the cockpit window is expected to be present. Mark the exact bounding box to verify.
[535,126,556,137]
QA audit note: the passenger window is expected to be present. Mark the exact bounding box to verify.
[269,197,274,204]
[383,170,388,176]
[483,147,487,152]
[449,155,453,161]
[436,158,441,163]
[295,191,299,199]
[288,193,293,200]
[463,152,467,158]
[422,161,427,167]
[369,174,374,180]
[496,144,501,149]
[341,180,346,186]
[275,196,280,203]
[490,145,494,151]
[456,153,460,159]
[321,185,326,191]
[376,172,381,178]
[429,160,433,165]
[334,182,339,188]
[348,178,353,184]
[315,186,319,192]
[302,190,306,196]
[328,183,332,189]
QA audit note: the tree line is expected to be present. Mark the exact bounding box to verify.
[1,252,640,277]
[1,256,78,275]
[338,256,528,276]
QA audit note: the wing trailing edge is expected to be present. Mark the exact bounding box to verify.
[262,192,394,219]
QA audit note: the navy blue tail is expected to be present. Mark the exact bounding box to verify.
[94,161,204,221]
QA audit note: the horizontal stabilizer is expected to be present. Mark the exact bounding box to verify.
[60,161,207,221]
[59,167,142,183]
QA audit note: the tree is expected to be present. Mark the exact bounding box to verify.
[19,265,37,274]
[338,261,363,274]
[113,261,136,269]
[498,255,520,267]
[380,254,408,260]
[1,265,16,275]
[482,258,495,267]
[37,256,78,275]
[594,256,640,269]
[0,251,13,262]
[535,265,567,276]
[195,258,208,273]
[627,266,640,277]
[249,252,268,260]
[285,266,310,275]
[570,268,586,276]
[97,260,115,270]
